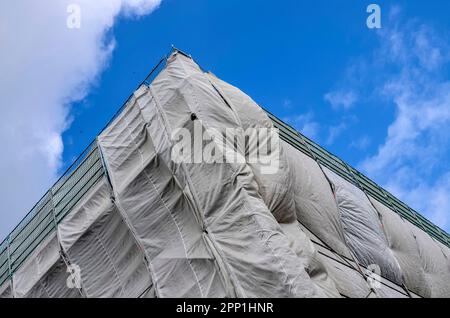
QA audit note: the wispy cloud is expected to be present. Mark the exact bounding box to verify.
[283,112,320,140]
[350,135,371,151]
[324,90,358,110]
[282,98,293,109]
[326,122,347,145]
[0,0,162,238]
[324,115,358,146]
[348,8,450,230]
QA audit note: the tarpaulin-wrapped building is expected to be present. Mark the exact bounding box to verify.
[1,49,449,298]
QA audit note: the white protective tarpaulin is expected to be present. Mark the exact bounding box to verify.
[369,196,430,297]
[98,52,332,297]
[98,75,228,298]
[0,281,12,298]
[407,222,450,297]
[322,167,403,284]
[8,50,450,298]
[58,178,153,297]
[12,233,80,298]
[282,142,352,259]
[297,222,374,297]
[207,73,340,297]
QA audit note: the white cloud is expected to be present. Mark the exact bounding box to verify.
[282,98,293,109]
[283,112,320,140]
[0,1,161,238]
[324,90,358,110]
[357,11,450,230]
[326,122,347,145]
[325,115,359,146]
[350,135,371,151]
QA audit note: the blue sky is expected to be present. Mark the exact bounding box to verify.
[1,0,450,238]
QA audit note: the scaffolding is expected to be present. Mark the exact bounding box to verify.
[0,48,449,290]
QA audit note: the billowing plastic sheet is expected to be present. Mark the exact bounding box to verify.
[280,222,340,297]
[58,179,111,251]
[9,50,450,298]
[301,223,413,298]
[315,243,372,298]
[282,142,352,259]
[98,52,326,297]
[22,258,81,298]
[12,233,79,298]
[437,242,450,268]
[375,282,409,298]
[205,73,296,224]
[322,167,403,284]
[407,222,450,297]
[0,281,12,298]
[98,77,228,297]
[207,72,339,297]
[59,178,153,298]
[369,196,430,297]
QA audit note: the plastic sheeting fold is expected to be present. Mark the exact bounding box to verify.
[322,167,403,284]
[150,53,327,297]
[58,178,153,298]
[98,52,328,297]
[282,142,352,259]
[369,196,430,297]
[98,77,228,297]
[0,281,12,298]
[206,72,340,297]
[407,222,450,297]
[12,233,79,298]
[8,50,450,298]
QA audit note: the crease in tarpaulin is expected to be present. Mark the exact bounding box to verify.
[148,54,247,296]
[208,87,356,278]
[378,182,422,296]
[294,133,360,264]
[51,187,87,298]
[10,202,85,298]
[322,168,400,286]
[266,98,448,297]
[57,242,86,298]
[6,47,449,295]
[98,85,230,297]
[180,183,237,297]
[277,113,370,285]
[98,109,205,297]
[143,86,208,298]
[99,150,166,298]
[97,138,161,298]
[240,201,293,296]
[369,197,430,297]
[147,81,240,298]
[12,233,58,297]
[202,68,337,297]
[205,74,243,127]
[56,174,154,298]
[266,111,445,288]
[370,192,425,297]
[91,230,126,296]
[149,53,306,297]
[362,206,411,297]
[337,157,410,297]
